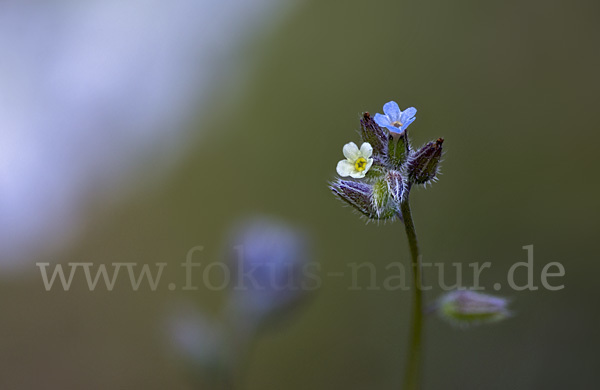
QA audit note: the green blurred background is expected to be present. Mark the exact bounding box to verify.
[1,0,599,388]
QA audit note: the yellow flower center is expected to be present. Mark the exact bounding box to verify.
[354,157,367,172]
[392,121,403,128]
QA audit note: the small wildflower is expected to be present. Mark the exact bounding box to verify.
[436,291,511,327]
[227,217,310,330]
[336,142,374,179]
[374,101,417,134]
[331,99,442,220]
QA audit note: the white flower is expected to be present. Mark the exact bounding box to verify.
[336,142,374,179]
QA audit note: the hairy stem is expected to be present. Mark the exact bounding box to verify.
[400,195,423,390]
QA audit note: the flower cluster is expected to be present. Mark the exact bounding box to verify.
[331,101,444,220]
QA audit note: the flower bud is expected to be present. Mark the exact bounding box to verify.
[330,179,395,220]
[331,180,374,217]
[436,291,511,327]
[371,178,391,218]
[385,170,406,204]
[406,138,443,185]
[360,112,388,158]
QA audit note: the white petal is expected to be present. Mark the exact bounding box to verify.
[364,158,374,172]
[336,160,355,177]
[350,169,366,179]
[342,142,360,161]
[359,142,373,158]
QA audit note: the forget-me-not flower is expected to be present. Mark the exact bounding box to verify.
[227,216,310,327]
[336,142,374,179]
[374,101,417,134]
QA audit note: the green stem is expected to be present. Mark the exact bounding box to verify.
[400,195,423,390]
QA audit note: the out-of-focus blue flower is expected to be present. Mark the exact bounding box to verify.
[166,303,225,372]
[226,216,311,330]
[374,101,417,134]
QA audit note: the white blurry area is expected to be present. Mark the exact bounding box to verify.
[0,0,295,273]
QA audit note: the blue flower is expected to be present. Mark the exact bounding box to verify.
[374,101,417,134]
[228,216,310,324]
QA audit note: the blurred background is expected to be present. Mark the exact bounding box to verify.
[1,0,599,388]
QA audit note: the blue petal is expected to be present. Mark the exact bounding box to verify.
[382,101,401,122]
[401,107,417,121]
[400,117,416,132]
[385,125,403,134]
[400,107,417,131]
[373,113,391,128]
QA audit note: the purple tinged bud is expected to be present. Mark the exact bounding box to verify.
[385,170,406,204]
[331,179,374,217]
[407,138,443,185]
[330,179,395,220]
[436,290,512,327]
[360,112,388,159]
